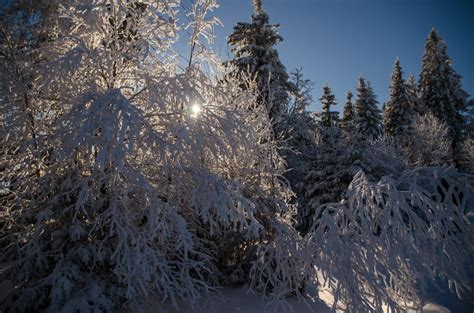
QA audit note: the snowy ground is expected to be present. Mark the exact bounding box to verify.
[125,284,473,313]
[127,286,332,313]
[1,262,472,312]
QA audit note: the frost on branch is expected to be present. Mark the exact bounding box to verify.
[307,167,474,312]
[403,113,453,167]
[3,90,212,312]
[0,0,294,311]
[249,216,314,302]
[298,128,407,234]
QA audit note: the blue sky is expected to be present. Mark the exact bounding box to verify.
[211,0,474,111]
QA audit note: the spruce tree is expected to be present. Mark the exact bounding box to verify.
[284,68,316,201]
[419,29,469,159]
[354,77,383,139]
[341,91,355,132]
[406,74,419,112]
[383,59,413,137]
[227,0,293,126]
[298,129,407,234]
[320,84,336,128]
[466,99,474,139]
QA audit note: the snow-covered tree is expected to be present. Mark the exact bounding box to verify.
[226,0,293,130]
[283,68,317,200]
[0,2,64,283]
[0,0,60,195]
[0,1,295,311]
[383,59,414,137]
[354,76,383,139]
[184,0,221,70]
[320,84,337,128]
[403,113,452,167]
[341,90,355,132]
[298,128,406,233]
[465,99,474,139]
[406,73,419,112]
[460,139,474,173]
[419,29,469,161]
[288,67,313,115]
[462,100,474,172]
[308,166,474,312]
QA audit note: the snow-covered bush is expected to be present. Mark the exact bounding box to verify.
[249,216,314,300]
[459,139,474,173]
[403,113,452,167]
[298,128,406,233]
[307,167,474,312]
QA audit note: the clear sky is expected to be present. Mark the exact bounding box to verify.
[212,0,474,112]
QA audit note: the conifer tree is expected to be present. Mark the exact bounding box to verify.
[227,0,293,127]
[466,99,474,139]
[298,129,407,234]
[283,68,316,210]
[320,84,336,128]
[354,77,383,139]
[419,29,469,159]
[383,59,413,137]
[406,74,419,112]
[341,91,355,132]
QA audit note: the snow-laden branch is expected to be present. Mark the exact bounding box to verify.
[307,167,473,312]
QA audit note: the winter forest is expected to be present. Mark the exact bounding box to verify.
[0,0,473,312]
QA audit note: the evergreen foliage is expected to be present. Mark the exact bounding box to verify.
[283,68,317,200]
[227,0,293,127]
[465,99,474,139]
[341,91,355,132]
[320,84,337,128]
[419,29,469,160]
[383,59,413,137]
[354,77,383,140]
[298,129,406,233]
[406,73,419,112]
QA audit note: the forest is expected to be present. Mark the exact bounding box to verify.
[0,0,473,312]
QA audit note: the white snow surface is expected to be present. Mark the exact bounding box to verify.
[1,261,469,313]
[126,285,465,313]
[128,286,332,313]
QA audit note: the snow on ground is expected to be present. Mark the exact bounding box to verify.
[421,303,451,313]
[126,284,470,313]
[1,262,471,313]
[127,286,332,313]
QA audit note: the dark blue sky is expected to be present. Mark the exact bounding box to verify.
[212,0,474,111]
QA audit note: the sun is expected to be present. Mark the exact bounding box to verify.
[191,103,202,118]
